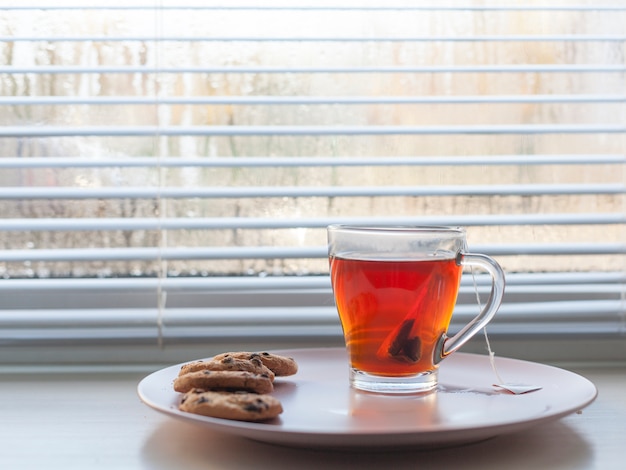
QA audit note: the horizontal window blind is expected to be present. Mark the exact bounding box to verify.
[0,1,625,364]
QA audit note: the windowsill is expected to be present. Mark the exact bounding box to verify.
[1,356,625,469]
[2,335,626,370]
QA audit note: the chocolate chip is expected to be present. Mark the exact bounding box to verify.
[243,399,268,413]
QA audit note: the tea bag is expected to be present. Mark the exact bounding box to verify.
[385,318,421,362]
[377,272,439,363]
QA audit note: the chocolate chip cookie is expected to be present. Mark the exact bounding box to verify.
[212,351,298,377]
[178,355,275,381]
[179,389,283,422]
[173,370,274,394]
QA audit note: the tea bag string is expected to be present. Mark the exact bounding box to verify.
[471,266,542,394]
[470,266,505,385]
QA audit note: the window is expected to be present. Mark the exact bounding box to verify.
[1,1,624,366]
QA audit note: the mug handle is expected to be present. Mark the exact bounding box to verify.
[434,252,506,364]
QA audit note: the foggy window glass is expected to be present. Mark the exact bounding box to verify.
[1,0,624,282]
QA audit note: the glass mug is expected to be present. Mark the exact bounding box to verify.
[328,225,505,394]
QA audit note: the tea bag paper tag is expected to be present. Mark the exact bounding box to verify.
[493,383,543,395]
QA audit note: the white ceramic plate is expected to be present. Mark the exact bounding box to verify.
[137,348,597,450]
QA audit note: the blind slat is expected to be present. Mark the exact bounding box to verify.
[1,184,622,200]
[0,272,621,292]
[2,125,624,138]
[0,300,622,330]
[3,213,624,232]
[2,243,625,263]
[5,5,626,12]
[1,155,624,169]
[2,65,626,74]
[2,94,625,106]
[4,35,626,43]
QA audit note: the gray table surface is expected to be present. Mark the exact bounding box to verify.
[1,363,624,470]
